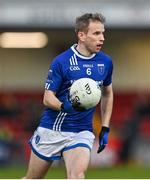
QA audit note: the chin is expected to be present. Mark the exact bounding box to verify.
[95,49,101,53]
[89,48,100,54]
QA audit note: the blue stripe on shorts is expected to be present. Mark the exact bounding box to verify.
[62,143,91,152]
[29,142,61,161]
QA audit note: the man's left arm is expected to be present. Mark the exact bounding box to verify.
[101,84,113,127]
[97,84,113,153]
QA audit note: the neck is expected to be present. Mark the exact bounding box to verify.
[76,43,93,57]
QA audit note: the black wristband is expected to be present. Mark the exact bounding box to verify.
[102,126,110,132]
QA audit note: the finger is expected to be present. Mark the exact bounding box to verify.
[75,106,86,111]
[97,145,105,153]
[73,101,81,106]
[72,102,86,111]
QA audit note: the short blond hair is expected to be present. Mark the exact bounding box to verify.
[75,13,105,34]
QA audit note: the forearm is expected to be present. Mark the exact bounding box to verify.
[101,85,113,127]
[43,90,62,111]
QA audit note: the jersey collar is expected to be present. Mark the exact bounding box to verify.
[71,44,96,59]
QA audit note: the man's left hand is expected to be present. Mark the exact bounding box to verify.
[97,126,109,153]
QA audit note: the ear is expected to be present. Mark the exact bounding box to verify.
[77,31,86,42]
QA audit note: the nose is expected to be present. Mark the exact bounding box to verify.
[100,34,105,41]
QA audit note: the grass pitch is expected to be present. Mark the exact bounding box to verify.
[0,165,150,179]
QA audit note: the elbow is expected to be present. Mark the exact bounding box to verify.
[43,97,49,107]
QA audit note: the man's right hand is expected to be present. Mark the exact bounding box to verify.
[61,101,86,113]
[72,101,86,111]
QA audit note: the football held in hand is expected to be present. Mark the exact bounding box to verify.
[70,78,101,110]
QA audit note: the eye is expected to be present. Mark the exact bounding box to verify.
[94,32,100,35]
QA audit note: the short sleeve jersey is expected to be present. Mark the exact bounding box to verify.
[39,44,113,132]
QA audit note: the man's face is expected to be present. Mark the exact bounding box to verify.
[79,21,105,54]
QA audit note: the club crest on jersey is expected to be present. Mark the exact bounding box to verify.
[97,64,105,75]
[35,135,40,144]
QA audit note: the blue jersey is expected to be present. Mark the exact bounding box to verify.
[39,44,113,133]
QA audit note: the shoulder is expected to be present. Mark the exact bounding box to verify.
[97,51,112,62]
[52,48,72,65]
[96,51,113,68]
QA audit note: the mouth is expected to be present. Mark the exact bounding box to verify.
[96,44,103,49]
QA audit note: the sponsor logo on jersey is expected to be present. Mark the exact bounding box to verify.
[71,80,103,86]
[97,64,105,75]
[70,66,80,71]
[69,54,80,71]
[96,80,103,86]
[83,64,94,68]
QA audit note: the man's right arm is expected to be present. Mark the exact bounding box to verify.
[43,89,84,112]
[43,90,62,111]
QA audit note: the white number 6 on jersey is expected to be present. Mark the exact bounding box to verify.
[86,68,92,75]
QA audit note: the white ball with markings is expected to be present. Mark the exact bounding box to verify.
[70,78,101,110]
